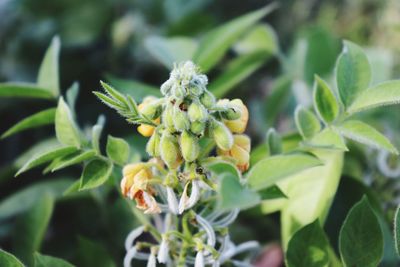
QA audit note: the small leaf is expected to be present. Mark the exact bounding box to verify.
[339,196,383,267]
[79,158,113,190]
[218,173,260,210]
[205,159,241,179]
[92,115,105,154]
[34,252,75,267]
[66,82,79,113]
[395,205,400,256]
[307,128,348,151]
[0,250,24,267]
[0,83,54,99]
[336,40,371,107]
[247,153,322,190]
[1,108,56,139]
[336,120,398,154]
[16,146,78,176]
[144,36,198,69]
[37,36,61,96]
[55,97,82,148]
[193,3,277,72]
[347,80,400,113]
[266,128,282,155]
[51,150,97,172]
[106,135,130,165]
[295,106,321,139]
[286,220,330,267]
[313,75,339,123]
[209,51,268,97]
[258,185,287,200]
[233,23,279,55]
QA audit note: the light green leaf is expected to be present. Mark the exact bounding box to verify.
[144,36,198,69]
[266,128,282,155]
[92,115,105,154]
[218,173,260,211]
[347,80,400,113]
[339,196,383,267]
[209,51,268,97]
[313,75,339,123]
[286,220,330,267]
[233,23,279,55]
[16,146,79,176]
[51,150,97,172]
[66,82,79,114]
[13,194,54,266]
[55,97,82,148]
[79,158,113,190]
[336,120,398,154]
[247,153,322,190]
[295,106,321,139]
[1,108,56,139]
[0,250,24,267]
[193,3,277,72]
[34,252,75,267]
[106,135,130,165]
[307,128,348,151]
[258,185,287,200]
[0,83,54,99]
[0,179,72,219]
[204,159,241,179]
[395,205,400,256]
[336,40,371,107]
[37,36,60,96]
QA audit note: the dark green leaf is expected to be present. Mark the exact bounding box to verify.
[295,106,321,139]
[264,75,292,126]
[34,252,75,267]
[313,75,339,123]
[0,250,24,267]
[0,83,54,99]
[66,82,79,113]
[339,196,383,267]
[106,135,130,165]
[79,158,113,190]
[258,185,287,200]
[55,97,82,148]
[37,36,61,96]
[266,128,282,155]
[204,159,241,179]
[51,150,97,172]
[77,237,116,267]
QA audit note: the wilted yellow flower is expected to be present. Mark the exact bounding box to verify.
[137,97,160,137]
[217,134,251,172]
[220,99,249,134]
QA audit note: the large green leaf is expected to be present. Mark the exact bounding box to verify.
[144,36,198,69]
[51,150,97,172]
[1,108,56,139]
[395,205,400,256]
[77,237,116,267]
[339,196,383,267]
[313,75,339,123]
[286,220,330,267]
[336,120,398,154]
[307,128,348,151]
[55,97,82,148]
[294,106,321,139]
[106,135,130,166]
[336,40,371,108]
[34,252,75,267]
[79,158,113,190]
[13,194,55,266]
[264,75,292,127]
[0,83,54,99]
[0,250,24,267]
[233,23,279,55]
[193,4,276,72]
[16,146,78,176]
[106,75,161,101]
[209,51,268,98]
[247,153,322,190]
[258,185,287,200]
[37,36,61,96]
[347,80,400,113]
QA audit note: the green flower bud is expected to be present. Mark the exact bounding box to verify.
[211,119,233,150]
[190,120,206,135]
[173,106,190,131]
[171,84,186,99]
[161,79,173,96]
[200,90,215,109]
[162,103,175,129]
[160,131,182,169]
[146,129,161,157]
[180,130,200,162]
[188,101,208,122]
[221,105,242,120]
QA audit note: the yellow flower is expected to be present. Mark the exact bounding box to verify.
[220,99,249,134]
[137,97,160,137]
[217,134,251,172]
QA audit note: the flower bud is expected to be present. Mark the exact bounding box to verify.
[146,129,161,157]
[157,235,170,263]
[138,96,160,119]
[162,103,175,130]
[200,89,215,109]
[171,84,186,99]
[211,119,233,151]
[161,79,173,96]
[217,134,251,172]
[121,163,151,197]
[195,251,205,267]
[190,120,206,135]
[221,105,242,120]
[137,118,159,137]
[188,101,208,122]
[223,99,249,134]
[180,130,200,162]
[173,106,190,131]
[160,131,182,169]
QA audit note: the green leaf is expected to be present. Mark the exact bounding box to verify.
[295,106,321,139]
[92,115,105,154]
[106,135,130,165]
[144,36,198,69]
[313,75,339,123]
[266,128,282,155]
[79,158,113,190]
[34,252,75,267]
[66,82,80,114]
[218,173,260,210]
[395,205,400,256]
[336,40,371,107]
[233,23,279,55]
[209,51,268,97]
[336,120,398,154]
[55,97,82,148]
[258,185,287,200]
[193,3,277,72]
[51,150,97,172]
[1,108,56,139]
[77,237,116,267]
[264,75,292,127]
[16,146,79,176]
[286,220,330,267]
[0,83,54,99]
[37,36,61,96]
[13,194,54,266]
[247,153,322,190]
[204,159,241,179]
[0,250,24,267]
[339,196,383,267]
[347,80,400,113]
[307,128,348,151]
[0,179,72,219]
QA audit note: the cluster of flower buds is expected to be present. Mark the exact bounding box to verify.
[120,61,254,267]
